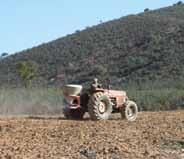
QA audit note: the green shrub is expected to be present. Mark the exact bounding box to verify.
[127,89,184,111]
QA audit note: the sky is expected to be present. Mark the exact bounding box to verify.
[0,0,182,55]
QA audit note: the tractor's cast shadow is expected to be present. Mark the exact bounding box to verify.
[26,115,122,121]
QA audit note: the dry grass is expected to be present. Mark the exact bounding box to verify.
[0,88,63,115]
[0,87,183,116]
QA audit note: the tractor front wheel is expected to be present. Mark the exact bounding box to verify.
[121,100,138,121]
[88,92,112,120]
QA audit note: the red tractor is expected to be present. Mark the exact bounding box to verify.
[62,79,138,121]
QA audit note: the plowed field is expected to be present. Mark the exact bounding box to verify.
[0,111,183,159]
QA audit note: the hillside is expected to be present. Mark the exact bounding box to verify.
[1,3,184,88]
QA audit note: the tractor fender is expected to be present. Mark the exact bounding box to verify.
[91,88,105,94]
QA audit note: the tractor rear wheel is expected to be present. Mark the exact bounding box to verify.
[63,107,85,120]
[88,92,112,120]
[121,100,138,121]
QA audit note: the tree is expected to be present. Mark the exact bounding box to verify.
[0,52,8,60]
[177,1,183,5]
[16,61,38,87]
[144,8,150,12]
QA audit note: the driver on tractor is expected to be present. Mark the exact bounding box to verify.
[91,78,102,91]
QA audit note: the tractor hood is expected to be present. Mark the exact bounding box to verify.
[106,90,127,97]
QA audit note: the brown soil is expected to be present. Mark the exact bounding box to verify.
[0,111,183,159]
